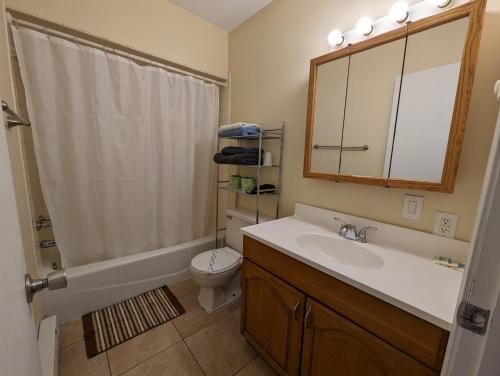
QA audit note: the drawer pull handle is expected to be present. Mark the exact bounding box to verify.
[304,306,312,328]
[293,300,301,320]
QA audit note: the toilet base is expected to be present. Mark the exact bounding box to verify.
[197,270,241,313]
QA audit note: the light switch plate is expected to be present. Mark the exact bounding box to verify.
[402,195,423,220]
[434,211,459,238]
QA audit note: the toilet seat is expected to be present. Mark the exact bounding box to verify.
[191,247,242,275]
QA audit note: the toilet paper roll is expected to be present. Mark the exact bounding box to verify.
[263,152,272,166]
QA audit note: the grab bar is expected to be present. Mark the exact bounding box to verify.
[313,144,369,151]
[2,100,31,128]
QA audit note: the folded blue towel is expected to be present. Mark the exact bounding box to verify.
[219,122,260,131]
[218,126,261,138]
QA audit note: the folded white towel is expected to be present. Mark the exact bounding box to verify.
[219,122,261,132]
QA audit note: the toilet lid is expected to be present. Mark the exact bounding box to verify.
[191,247,242,274]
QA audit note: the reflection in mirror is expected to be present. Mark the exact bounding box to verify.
[340,38,406,178]
[310,56,349,174]
[387,17,469,182]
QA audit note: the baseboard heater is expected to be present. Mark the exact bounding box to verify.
[38,315,58,376]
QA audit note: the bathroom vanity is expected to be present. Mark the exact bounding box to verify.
[239,204,468,375]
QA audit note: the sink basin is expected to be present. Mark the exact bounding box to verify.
[295,233,384,269]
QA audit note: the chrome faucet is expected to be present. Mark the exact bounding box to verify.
[333,218,377,243]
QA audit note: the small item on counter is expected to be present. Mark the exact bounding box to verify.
[229,175,241,189]
[246,184,276,195]
[433,256,465,270]
[240,177,256,191]
[263,151,273,166]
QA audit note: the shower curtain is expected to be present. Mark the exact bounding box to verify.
[13,27,218,267]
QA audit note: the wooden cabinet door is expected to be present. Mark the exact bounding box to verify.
[242,260,305,376]
[301,298,438,376]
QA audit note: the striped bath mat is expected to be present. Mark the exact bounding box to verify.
[82,286,185,358]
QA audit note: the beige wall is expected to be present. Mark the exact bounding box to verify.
[5,0,228,79]
[229,0,500,241]
[404,16,469,74]
[11,59,62,270]
[313,17,469,178]
[311,57,348,174]
[340,38,405,177]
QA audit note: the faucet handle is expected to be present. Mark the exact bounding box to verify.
[334,218,356,239]
[333,217,346,227]
[357,226,377,243]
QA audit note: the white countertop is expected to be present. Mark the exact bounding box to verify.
[241,212,466,330]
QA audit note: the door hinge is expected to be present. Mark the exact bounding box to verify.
[40,239,57,249]
[457,301,490,336]
[36,215,52,231]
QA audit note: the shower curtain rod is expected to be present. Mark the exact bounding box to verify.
[6,11,227,87]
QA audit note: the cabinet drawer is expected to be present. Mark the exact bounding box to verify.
[243,236,449,371]
[241,260,305,376]
[301,298,438,376]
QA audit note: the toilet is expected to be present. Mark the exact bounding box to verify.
[190,208,269,313]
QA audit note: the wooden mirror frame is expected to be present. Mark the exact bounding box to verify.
[303,0,485,192]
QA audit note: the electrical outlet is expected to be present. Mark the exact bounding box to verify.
[434,212,459,238]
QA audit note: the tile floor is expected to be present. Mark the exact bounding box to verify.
[58,279,277,376]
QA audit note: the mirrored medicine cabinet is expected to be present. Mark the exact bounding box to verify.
[303,0,485,192]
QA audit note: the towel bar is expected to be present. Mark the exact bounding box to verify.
[2,100,31,128]
[313,144,369,151]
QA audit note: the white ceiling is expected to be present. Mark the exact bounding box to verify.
[171,0,273,31]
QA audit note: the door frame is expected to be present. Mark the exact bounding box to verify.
[0,1,43,373]
[0,102,43,374]
[443,81,500,375]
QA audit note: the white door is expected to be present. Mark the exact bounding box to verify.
[444,82,500,376]
[0,108,42,375]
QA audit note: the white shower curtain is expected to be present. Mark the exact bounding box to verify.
[13,27,218,267]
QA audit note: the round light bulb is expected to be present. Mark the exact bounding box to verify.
[388,1,410,23]
[327,29,345,47]
[356,16,374,36]
[426,0,453,8]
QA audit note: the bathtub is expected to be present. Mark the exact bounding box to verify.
[43,235,214,324]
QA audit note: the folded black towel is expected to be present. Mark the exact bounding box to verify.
[220,146,263,156]
[213,153,262,165]
[246,184,276,194]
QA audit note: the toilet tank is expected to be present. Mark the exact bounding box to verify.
[225,208,271,253]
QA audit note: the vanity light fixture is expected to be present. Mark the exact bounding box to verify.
[388,1,410,23]
[326,0,456,51]
[426,0,453,8]
[327,29,345,47]
[356,16,374,36]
